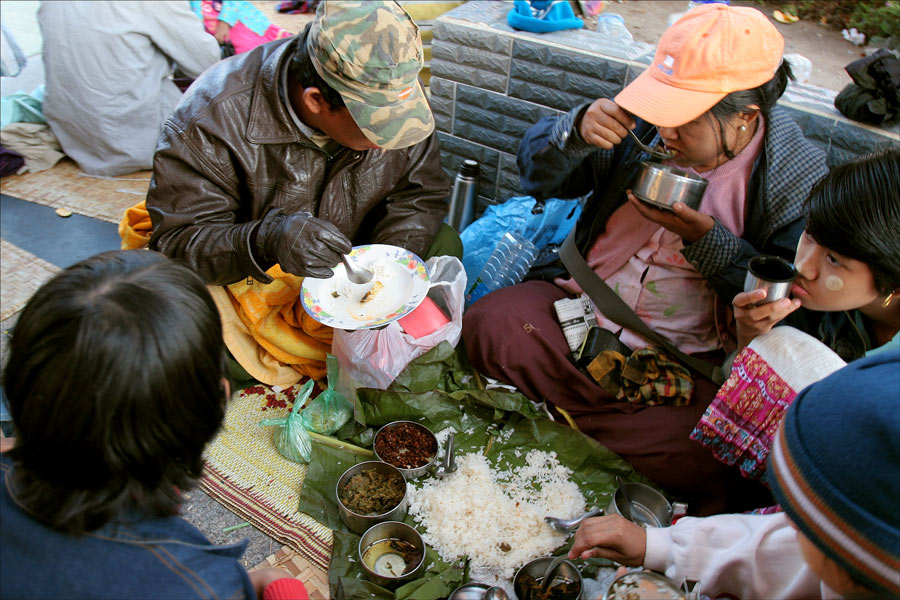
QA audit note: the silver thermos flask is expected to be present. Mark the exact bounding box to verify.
[447,159,479,232]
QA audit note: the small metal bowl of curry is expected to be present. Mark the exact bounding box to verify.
[336,461,407,534]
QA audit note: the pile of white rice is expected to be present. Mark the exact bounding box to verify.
[406,448,586,581]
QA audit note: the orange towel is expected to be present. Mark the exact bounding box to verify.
[118,200,154,250]
[118,201,330,385]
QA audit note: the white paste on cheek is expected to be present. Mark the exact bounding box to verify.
[825,275,844,291]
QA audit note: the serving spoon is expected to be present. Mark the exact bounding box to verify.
[627,128,676,161]
[539,556,568,596]
[544,507,604,531]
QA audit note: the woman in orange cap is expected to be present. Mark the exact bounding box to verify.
[463,4,828,515]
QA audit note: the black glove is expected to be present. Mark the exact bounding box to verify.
[256,210,352,279]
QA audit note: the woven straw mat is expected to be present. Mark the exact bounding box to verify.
[252,545,330,600]
[201,382,333,572]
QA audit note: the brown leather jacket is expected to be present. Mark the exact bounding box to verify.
[147,34,450,285]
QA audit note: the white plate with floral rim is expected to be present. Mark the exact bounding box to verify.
[301,244,430,330]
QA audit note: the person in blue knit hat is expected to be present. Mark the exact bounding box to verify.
[767,349,900,597]
[566,350,900,599]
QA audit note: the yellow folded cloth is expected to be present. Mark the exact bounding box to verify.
[118,200,154,250]
[118,201,330,385]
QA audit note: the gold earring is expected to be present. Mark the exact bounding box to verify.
[884,292,896,308]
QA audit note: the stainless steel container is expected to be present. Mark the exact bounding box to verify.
[336,461,408,534]
[743,255,797,304]
[448,582,491,600]
[631,161,708,211]
[513,557,583,600]
[606,481,686,528]
[358,521,426,586]
[447,159,480,232]
[603,570,687,600]
[373,421,439,480]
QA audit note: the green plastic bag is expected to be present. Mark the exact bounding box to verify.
[259,355,353,463]
[299,355,353,435]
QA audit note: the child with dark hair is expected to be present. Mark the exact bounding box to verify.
[571,351,900,599]
[691,148,900,483]
[0,250,307,599]
[734,146,900,359]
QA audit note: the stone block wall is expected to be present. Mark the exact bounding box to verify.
[429,1,899,213]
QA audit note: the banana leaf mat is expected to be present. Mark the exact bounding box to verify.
[295,342,650,600]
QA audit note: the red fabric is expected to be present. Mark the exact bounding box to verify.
[690,346,796,481]
[462,280,774,516]
[263,578,309,600]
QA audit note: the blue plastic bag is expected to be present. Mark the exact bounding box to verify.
[507,0,584,33]
[460,195,582,286]
[0,85,46,130]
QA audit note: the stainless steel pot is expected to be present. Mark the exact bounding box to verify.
[373,420,439,480]
[358,521,426,587]
[602,570,688,600]
[606,482,687,528]
[631,161,708,211]
[513,557,582,600]
[336,461,407,534]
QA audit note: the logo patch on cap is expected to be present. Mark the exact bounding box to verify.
[397,86,414,101]
[658,54,675,76]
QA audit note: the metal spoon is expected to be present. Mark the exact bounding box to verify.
[340,253,373,285]
[616,476,634,523]
[627,128,676,160]
[539,556,567,595]
[483,586,509,600]
[544,507,604,531]
[435,433,457,478]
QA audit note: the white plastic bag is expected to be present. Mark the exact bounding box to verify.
[332,255,467,390]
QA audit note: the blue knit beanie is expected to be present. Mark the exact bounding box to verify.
[767,350,900,595]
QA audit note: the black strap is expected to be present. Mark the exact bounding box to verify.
[560,228,724,384]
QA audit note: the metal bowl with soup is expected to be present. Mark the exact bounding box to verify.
[358,521,426,586]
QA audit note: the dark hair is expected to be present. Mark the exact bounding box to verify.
[289,25,345,110]
[706,60,794,159]
[1,250,229,534]
[805,147,900,296]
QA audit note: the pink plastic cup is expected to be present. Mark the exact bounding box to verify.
[398,297,450,339]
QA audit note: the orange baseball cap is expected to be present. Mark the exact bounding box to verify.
[614,3,784,128]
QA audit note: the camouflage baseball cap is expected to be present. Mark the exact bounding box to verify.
[307,1,434,150]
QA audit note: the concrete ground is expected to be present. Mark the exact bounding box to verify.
[0,0,880,577]
[589,0,865,93]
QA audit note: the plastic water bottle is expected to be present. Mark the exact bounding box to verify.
[688,0,730,10]
[669,0,729,26]
[465,231,539,305]
[596,13,632,41]
[446,159,480,232]
[784,53,812,84]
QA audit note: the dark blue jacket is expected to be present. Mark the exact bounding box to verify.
[517,105,829,303]
[0,455,255,600]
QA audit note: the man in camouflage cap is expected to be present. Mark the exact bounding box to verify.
[146,0,456,287]
[308,0,434,150]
